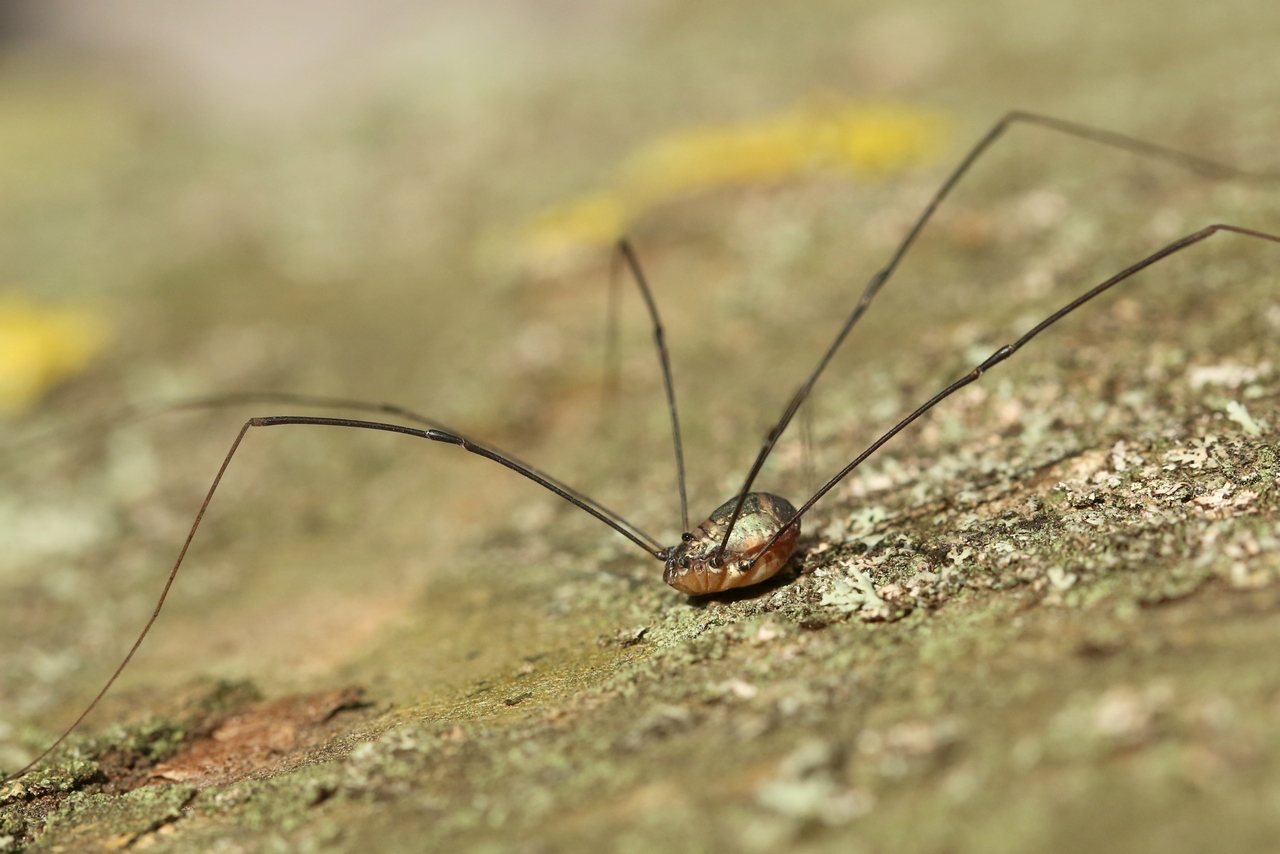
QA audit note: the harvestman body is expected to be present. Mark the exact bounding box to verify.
[4,111,1280,783]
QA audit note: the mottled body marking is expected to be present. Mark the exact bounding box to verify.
[664,493,800,595]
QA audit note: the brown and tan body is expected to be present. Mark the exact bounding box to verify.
[663,492,800,595]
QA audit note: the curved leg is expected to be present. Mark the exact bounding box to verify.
[1,413,664,783]
[747,223,1280,566]
[715,113,1280,562]
[6,390,649,558]
[613,239,689,531]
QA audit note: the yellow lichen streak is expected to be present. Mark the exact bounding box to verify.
[520,100,949,270]
[0,294,109,416]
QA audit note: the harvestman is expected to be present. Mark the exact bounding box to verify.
[4,111,1279,783]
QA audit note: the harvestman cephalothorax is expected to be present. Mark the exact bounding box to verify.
[4,110,1279,783]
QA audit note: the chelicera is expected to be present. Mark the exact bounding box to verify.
[4,111,1278,783]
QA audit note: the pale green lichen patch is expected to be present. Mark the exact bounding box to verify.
[30,784,195,853]
[0,708,195,850]
[0,679,372,850]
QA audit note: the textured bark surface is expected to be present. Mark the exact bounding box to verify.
[2,1,1280,851]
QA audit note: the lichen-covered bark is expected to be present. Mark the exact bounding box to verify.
[3,0,1280,851]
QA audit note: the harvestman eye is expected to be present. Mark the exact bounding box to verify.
[4,110,1279,783]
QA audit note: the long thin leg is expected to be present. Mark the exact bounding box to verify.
[4,391,450,454]
[4,390,653,555]
[601,244,624,421]
[745,223,1280,568]
[713,111,1280,564]
[1,413,666,783]
[616,239,690,531]
[799,397,817,497]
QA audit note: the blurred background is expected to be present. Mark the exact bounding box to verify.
[0,0,1278,808]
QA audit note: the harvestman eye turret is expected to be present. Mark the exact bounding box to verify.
[4,111,1279,783]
